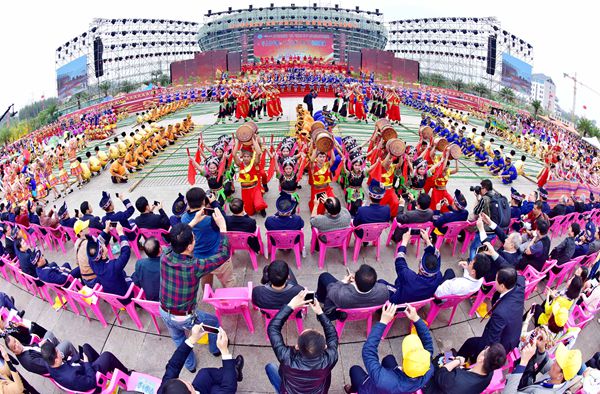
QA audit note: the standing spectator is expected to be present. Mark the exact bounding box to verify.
[132,237,161,301]
[315,264,389,321]
[225,198,260,254]
[157,325,244,394]
[265,195,304,231]
[382,230,455,304]
[159,219,230,373]
[252,260,304,311]
[345,304,433,394]
[457,267,525,362]
[134,197,171,230]
[266,290,338,394]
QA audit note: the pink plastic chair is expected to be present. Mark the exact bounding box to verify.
[503,348,521,373]
[43,276,81,315]
[566,305,594,330]
[468,280,497,317]
[132,291,162,334]
[546,256,585,288]
[481,368,506,393]
[28,224,53,250]
[310,227,353,269]
[434,221,473,256]
[202,282,254,333]
[64,280,108,327]
[40,226,68,253]
[385,220,434,258]
[226,229,264,271]
[2,260,27,288]
[265,230,304,269]
[138,228,171,247]
[0,256,19,283]
[61,225,78,245]
[381,298,433,339]
[15,224,37,248]
[50,371,112,394]
[522,267,546,299]
[104,369,161,394]
[257,306,306,340]
[19,272,53,304]
[95,283,145,330]
[122,227,142,259]
[335,304,385,339]
[426,292,475,326]
[351,222,390,262]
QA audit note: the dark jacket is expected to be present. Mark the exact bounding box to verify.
[59,217,77,228]
[518,236,551,272]
[423,364,492,394]
[264,214,305,231]
[389,245,443,304]
[225,214,257,233]
[158,341,237,394]
[47,359,98,392]
[482,276,525,352]
[101,199,135,229]
[548,204,566,218]
[432,208,469,233]
[15,248,36,278]
[132,257,161,301]
[89,234,131,296]
[359,320,433,393]
[550,237,576,265]
[36,263,69,286]
[16,348,49,375]
[353,204,391,226]
[267,305,338,394]
[134,209,171,231]
[82,213,104,230]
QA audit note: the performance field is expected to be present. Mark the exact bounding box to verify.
[6,98,596,394]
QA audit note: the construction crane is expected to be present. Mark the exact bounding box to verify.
[0,104,17,127]
[563,72,600,126]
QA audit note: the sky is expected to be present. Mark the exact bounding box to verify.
[1,0,598,123]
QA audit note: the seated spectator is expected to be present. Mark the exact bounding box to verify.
[14,237,37,278]
[34,249,79,287]
[381,230,455,304]
[345,304,433,393]
[5,334,79,376]
[58,202,77,228]
[38,206,59,228]
[431,189,469,239]
[169,193,187,227]
[158,325,244,394]
[478,214,522,268]
[100,192,136,237]
[134,197,170,230]
[0,318,50,350]
[468,179,498,261]
[252,260,303,312]
[392,193,434,242]
[0,292,24,318]
[434,254,491,298]
[310,196,351,233]
[517,219,551,272]
[315,264,389,320]
[41,340,131,393]
[80,201,104,230]
[510,188,524,219]
[0,343,27,393]
[532,278,582,328]
[538,187,551,214]
[504,341,581,393]
[14,205,30,227]
[548,195,569,218]
[73,220,98,287]
[225,198,260,254]
[265,194,304,231]
[132,237,161,301]
[265,291,338,394]
[87,222,132,300]
[422,343,506,394]
[352,183,391,228]
[521,201,549,232]
[458,268,525,362]
[588,227,600,254]
[550,223,580,267]
[573,221,597,258]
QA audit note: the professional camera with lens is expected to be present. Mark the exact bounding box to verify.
[470,185,482,194]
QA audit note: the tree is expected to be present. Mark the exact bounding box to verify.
[119,80,136,94]
[531,100,542,119]
[99,81,112,97]
[452,79,465,91]
[499,87,516,103]
[472,83,490,98]
[158,73,171,87]
[577,117,599,138]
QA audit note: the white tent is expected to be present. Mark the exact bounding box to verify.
[584,137,600,150]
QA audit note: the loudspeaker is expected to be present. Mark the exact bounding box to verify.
[93,37,104,78]
[486,35,496,75]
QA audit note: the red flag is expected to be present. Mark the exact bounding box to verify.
[194,148,201,164]
[186,148,196,185]
[583,105,587,110]
[266,155,276,183]
[332,159,344,182]
[217,155,227,179]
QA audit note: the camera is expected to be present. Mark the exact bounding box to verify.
[470,185,482,194]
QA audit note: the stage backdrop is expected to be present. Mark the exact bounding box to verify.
[170,50,228,84]
[253,32,334,61]
[57,55,88,100]
[501,53,532,95]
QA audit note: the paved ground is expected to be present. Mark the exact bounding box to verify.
[7,98,597,393]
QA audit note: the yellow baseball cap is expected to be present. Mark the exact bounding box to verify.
[554,343,582,381]
[74,220,90,236]
[402,334,431,378]
[551,302,569,328]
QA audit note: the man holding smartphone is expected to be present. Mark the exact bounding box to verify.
[134,197,170,231]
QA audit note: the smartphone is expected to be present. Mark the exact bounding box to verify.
[395,305,407,314]
[476,245,488,255]
[401,193,409,200]
[203,207,215,216]
[110,221,118,228]
[115,193,120,198]
[153,201,159,206]
[443,351,455,364]
[304,292,316,302]
[316,192,326,200]
[200,323,220,335]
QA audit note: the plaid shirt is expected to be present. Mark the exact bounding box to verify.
[159,237,230,313]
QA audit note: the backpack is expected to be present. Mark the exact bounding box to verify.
[489,192,511,229]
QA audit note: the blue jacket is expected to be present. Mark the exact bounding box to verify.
[432,208,468,233]
[89,235,131,296]
[59,217,77,228]
[132,257,160,301]
[264,214,305,231]
[81,213,104,230]
[353,204,391,226]
[520,201,534,216]
[483,276,525,352]
[48,359,98,392]
[134,209,171,231]
[541,201,551,215]
[101,199,135,229]
[359,320,433,393]
[36,263,69,286]
[15,247,36,277]
[389,246,443,304]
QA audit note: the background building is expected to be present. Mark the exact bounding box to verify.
[531,73,557,114]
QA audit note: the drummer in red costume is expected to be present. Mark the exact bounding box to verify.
[308,149,336,215]
[232,135,268,217]
[429,149,459,212]
[379,153,399,218]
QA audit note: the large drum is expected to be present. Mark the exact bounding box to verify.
[448,144,462,160]
[386,138,406,157]
[312,128,334,152]
[420,126,434,140]
[236,121,258,144]
[311,121,326,133]
[375,119,398,141]
[435,138,449,152]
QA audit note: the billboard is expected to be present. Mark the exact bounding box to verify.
[501,53,532,95]
[253,32,334,61]
[56,55,88,99]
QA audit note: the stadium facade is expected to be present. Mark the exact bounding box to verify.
[55,7,534,100]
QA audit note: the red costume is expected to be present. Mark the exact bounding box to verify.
[238,152,268,216]
[387,94,401,122]
[235,92,250,120]
[379,163,399,218]
[355,93,366,120]
[309,162,335,214]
